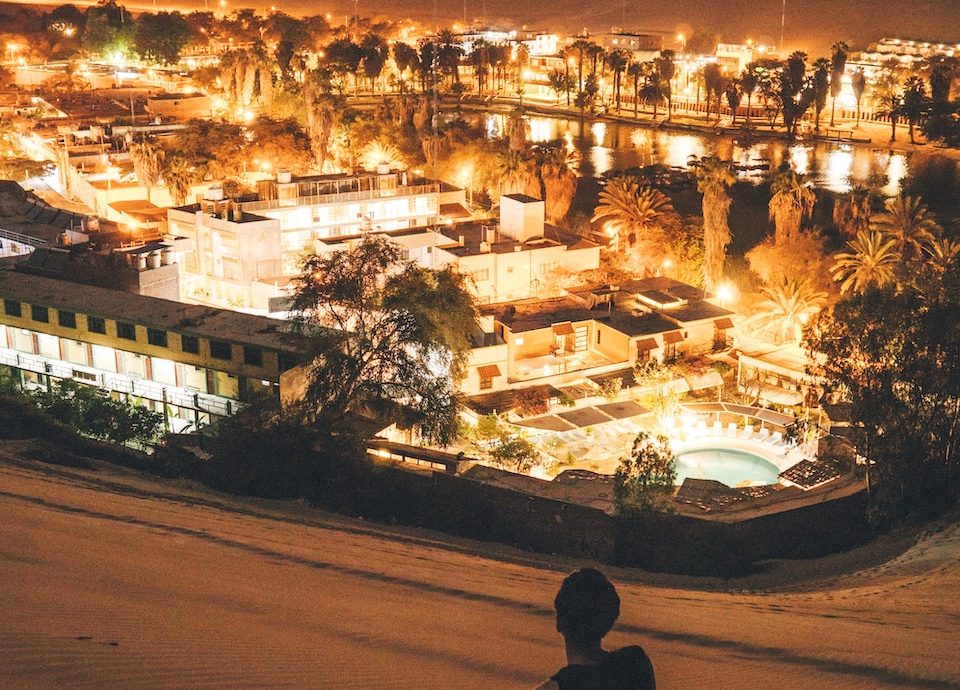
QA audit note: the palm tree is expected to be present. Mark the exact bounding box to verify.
[437,29,463,87]
[655,50,676,119]
[537,146,578,223]
[922,234,960,275]
[741,65,758,126]
[161,155,196,207]
[830,230,901,294]
[592,178,674,253]
[627,62,643,117]
[129,133,164,203]
[769,170,816,244]
[901,76,928,144]
[492,150,540,198]
[605,50,629,111]
[829,41,849,126]
[703,62,723,121]
[832,185,872,240]
[506,108,526,151]
[870,194,940,257]
[470,39,490,95]
[640,74,666,120]
[724,79,742,124]
[755,277,827,343]
[360,33,389,94]
[569,39,593,91]
[392,42,420,94]
[811,57,831,133]
[851,68,866,127]
[693,157,736,291]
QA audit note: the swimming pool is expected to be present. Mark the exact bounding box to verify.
[674,447,781,487]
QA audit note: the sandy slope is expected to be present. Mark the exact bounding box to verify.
[1,450,958,689]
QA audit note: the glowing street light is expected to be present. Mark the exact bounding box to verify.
[716,282,736,308]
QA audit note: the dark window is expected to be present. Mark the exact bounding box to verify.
[243,346,263,366]
[210,340,232,360]
[181,334,199,354]
[31,305,49,323]
[87,316,106,334]
[480,376,493,390]
[116,322,137,341]
[3,299,21,317]
[58,310,77,328]
[147,328,168,347]
[278,352,298,372]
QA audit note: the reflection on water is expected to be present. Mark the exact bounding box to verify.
[789,144,811,175]
[478,113,909,193]
[824,146,854,193]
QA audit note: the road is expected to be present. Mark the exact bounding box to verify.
[1,450,958,689]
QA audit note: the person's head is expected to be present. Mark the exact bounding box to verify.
[554,568,620,648]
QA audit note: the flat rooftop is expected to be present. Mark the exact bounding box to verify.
[437,222,596,257]
[0,270,308,354]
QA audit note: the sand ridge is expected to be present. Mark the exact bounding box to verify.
[1,449,959,689]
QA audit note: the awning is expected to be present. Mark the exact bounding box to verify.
[714,317,734,330]
[552,321,575,336]
[477,364,502,378]
[663,330,684,344]
[759,385,804,406]
[635,337,658,351]
[685,370,724,390]
[662,378,690,394]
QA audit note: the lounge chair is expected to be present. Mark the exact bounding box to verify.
[726,422,739,437]
[740,424,755,439]
[767,431,783,446]
[756,427,770,441]
[711,421,723,437]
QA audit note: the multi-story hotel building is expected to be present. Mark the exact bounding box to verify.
[167,170,468,309]
[0,270,306,431]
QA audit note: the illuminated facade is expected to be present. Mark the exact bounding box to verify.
[0,271,305,431]
[167,171,466,310]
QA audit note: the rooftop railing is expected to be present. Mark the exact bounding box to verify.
[240,182,440,214]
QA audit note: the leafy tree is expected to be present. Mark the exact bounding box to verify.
[82,0,134,57]
[129,132,164,202]
[291,235,477,444]
[161,154,198,206]
[245,117,313,174]
[134,12,193,64]
[693,156,735,291]
[807,260,960,523]
[613,431,676,513]
[471,415,540,473]
[724,78,742,124]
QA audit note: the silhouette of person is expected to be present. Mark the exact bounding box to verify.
[535,568,655,690]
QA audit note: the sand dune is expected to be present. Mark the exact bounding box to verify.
[1,449,959,689]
